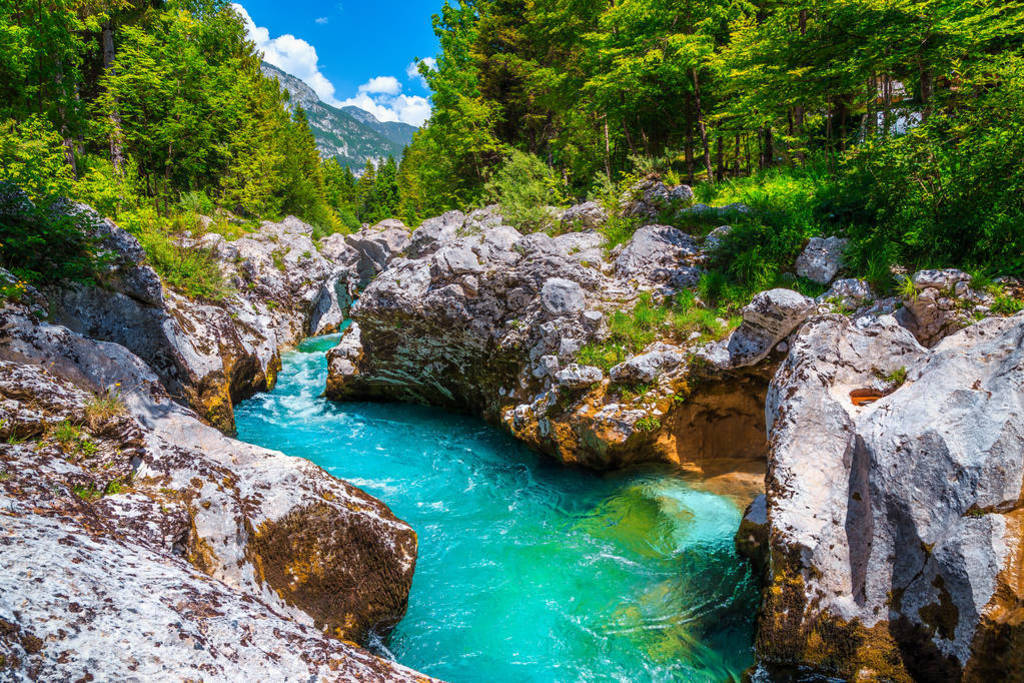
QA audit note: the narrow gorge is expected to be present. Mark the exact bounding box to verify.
[3,187,1022,680]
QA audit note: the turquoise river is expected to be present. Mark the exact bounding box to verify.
[234,334,759,682]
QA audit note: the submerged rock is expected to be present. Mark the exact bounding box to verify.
[0,299,425,680]
[758,312,1024,680]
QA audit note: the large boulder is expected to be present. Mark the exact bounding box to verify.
[614,224,702,290]
[345,219,412,287]
[757,312,1024,680]
[0,302,425,680]
[702,289,815,368]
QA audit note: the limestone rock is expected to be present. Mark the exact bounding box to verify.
[707,289,814,368]
[541,278,585,316]
[0,305,425,680]
[561,201,608,229]
[554,363,604,390]
[48,207,345,433]
[614,224,701,289]
[758,313,1024,680]
[896,268,979,346]
[794,236,849,284]
[621,179,695,219]
[346,220,412,287]
[408,210,466,258]
[609,342,683,384]
[820,278,873,310]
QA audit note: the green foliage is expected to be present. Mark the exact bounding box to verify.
[992,294,1024,316]
[123,209,231,301]
[578,291,739,371]
[881,366,908,387]
[484,150,567,233]
[635,415,662,432]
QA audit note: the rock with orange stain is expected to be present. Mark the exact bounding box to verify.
[759,312,1024,680]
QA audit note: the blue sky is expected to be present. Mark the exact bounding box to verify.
[232,1,443,126]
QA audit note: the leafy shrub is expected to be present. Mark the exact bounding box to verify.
[0,184,101,285]
[122,209,231,301]
[180,190,215,215]
[827,64,1024,277]
[485,150,567,233]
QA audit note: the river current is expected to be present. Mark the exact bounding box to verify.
[234,334,758,682]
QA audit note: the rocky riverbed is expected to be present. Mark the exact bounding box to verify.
[2,185,1023,680]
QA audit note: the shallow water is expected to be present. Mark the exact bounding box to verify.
[235,334,758,682]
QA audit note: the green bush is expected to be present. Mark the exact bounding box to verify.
[825,65,1024,277]
[122,209,231,301]
[484,150,567,233]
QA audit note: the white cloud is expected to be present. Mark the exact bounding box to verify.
[359,76,402,96]
[233,3,342,106]
[315,16,328,24]
[233,3,431,126]
[405,57,437,86]
[340,91,431,127]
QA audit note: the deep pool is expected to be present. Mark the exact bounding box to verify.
[235,334,758,682]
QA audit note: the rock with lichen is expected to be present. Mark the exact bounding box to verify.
[48,205,354,433]
[757,312,1024,680]
[0,298,426,681]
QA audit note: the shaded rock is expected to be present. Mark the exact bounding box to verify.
[735,494,769,581]
[896,268,977,347]
[795,236,848,284]
[561,201,608,229]
[553,230,605,266]
[622,179,695,219]
[703,225,732,252]
[758,313,1024,680]
[346,220,412,287]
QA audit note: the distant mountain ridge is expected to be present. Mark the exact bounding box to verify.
[260,62,416,170]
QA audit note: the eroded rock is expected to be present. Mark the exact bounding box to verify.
[758,313,1024,680]
[794,236,848,285]
[0,298,424,680]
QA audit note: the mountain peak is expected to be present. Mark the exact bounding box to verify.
[260,61,417,170]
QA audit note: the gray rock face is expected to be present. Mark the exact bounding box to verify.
[48,207,347,433]
[541,278,585,316]
[615,224,701,289]
[408,210,466,258]
[758,313,1024,680]
[794,236,849,284]
[0,302,425,681]
[704,289,814,368]
[554,363,604,390]
[622,179,695,219]
[561,201,608,229]
[609,342,684,384]
[820,277,874,310]
[346,220,412,287]
[896,268,981,347]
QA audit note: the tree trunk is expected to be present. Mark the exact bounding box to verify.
[715,134,724,181]
[684,96,695,184]
[603,117,612,182]
[102,21,126,174]
[691,68,713,183]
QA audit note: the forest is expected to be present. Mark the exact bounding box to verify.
[1,0,1023,300]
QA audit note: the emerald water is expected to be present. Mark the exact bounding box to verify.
[235,334,758,682]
